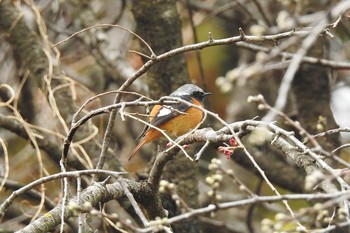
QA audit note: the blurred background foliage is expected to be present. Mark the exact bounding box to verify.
[1,0,350,232]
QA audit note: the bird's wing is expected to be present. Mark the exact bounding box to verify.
[136,96,191,139]
[151,103,190,127]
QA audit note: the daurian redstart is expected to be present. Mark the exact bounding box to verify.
[129,84,211,160]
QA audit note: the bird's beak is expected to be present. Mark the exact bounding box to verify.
[203,92,212,97]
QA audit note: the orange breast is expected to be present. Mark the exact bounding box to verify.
[144,99,204,142]
[163,106,203,137]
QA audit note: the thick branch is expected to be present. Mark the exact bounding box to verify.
[17,180,124,233]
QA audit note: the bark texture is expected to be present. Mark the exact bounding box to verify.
[132,1,200,232]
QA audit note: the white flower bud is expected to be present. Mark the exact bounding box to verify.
[249,24,266,36]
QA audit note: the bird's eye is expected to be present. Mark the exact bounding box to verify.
[193,91,202,98]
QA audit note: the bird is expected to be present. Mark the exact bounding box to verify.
[128,84,211,161]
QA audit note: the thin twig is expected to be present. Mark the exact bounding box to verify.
[251,0,271,27]
[51,23,155,57]
[194,140,210,161]
[72,90,149,125]
[119,179,149,227]
[0,170,126,220]
[0,138,9,193]
[185,0,207,90]
[263,17,329,122]
[236,41,350,69]
[77,176,83,233]
[332,143,350,153]
[138,190,350,232]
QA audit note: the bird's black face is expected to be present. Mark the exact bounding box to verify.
[192,90,211,102]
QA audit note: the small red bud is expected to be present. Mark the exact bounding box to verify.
[229,138,237,146]
[218,146,233,159]
[225,150,232,159]
[166,142,173,147]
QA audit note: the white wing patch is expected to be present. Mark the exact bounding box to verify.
[157,107,172,117]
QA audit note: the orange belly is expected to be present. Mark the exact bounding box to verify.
[144,106,203,142]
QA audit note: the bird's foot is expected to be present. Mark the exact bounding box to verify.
[166,142,189,149]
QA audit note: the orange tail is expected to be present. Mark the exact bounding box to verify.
[128,139,147,161]
[129,129,163,161]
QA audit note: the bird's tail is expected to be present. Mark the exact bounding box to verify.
[128,139,147,161]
